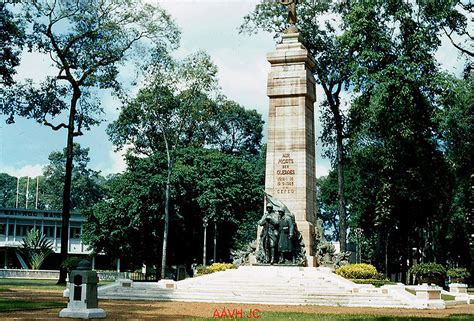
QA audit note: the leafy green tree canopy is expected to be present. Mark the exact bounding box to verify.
[40,143,105,212]
[0,0,180,284]
[0,3,25,86]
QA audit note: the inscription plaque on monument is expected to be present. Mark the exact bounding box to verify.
[276,153,296,194]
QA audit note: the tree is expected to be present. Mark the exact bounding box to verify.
[433,73,473,267]
[339,1,472,276]
[317,174,339,242]
[0,0,179,284]
[82,159,166,271]
[0,173,17,207]
[0,174,39,209]
[108,51,220,278]
[418,0,473,58]
[40,143,105,212]
[83,146,265,272]
[210,99,264,155]
[18,228,53,270]
[176,148,264,260]
[101,49,265,273]
[0,3,25,86]
[241,1,356,251]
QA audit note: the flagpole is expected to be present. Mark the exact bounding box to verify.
[25,177,29,209]
[35,176,39,209]
[15,177,19,208]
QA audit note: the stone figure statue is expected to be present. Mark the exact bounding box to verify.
[255,193,307,266]
[280,0,302,25]
[258,204,279,264]
[313,218,351,268]
[277,209,294,264]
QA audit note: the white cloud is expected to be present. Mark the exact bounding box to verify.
[0,164,45,178]
[14,51,56,83]
[213,47,270,112]
[436,35,467,76]
[99,149,128,176]
[316,162,330,178]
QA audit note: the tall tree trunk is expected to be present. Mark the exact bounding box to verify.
[336,128,347,252]
[160,132,171,279]
[213,221,217,262]
[57,90,80,285]
[323,82,348,253]
[203,222,207,266]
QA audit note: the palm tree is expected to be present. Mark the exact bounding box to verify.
[18,229,54,269]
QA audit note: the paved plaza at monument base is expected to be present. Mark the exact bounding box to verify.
[91,266,472,310]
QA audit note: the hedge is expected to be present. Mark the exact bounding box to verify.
[335,264,378,279]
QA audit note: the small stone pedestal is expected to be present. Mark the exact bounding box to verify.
[449,283,468,294]
[413,284,445,309]
[415,284,441,300]
[157,279,177,290]
[59,260,106,319]
[449,283,470,303]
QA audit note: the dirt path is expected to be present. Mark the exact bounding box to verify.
[1,288,473,320]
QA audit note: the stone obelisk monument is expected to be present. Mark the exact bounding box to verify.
[264,0,317,266]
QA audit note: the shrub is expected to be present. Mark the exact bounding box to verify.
[350,279,396,287]
[18,229,54,270]
[61,257,82,273]
[335,264,378,279]
[447,268,470,283]
[409,263,446,285]
[196,263,236,276]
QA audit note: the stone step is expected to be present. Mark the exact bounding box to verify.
[106,287,397,301]
[180,283,342,290]
[99,292,410,308]
[98,267,419,309]
[132,285,348,292]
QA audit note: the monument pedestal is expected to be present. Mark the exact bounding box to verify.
[59,260,106,319]
[262,31,317,265]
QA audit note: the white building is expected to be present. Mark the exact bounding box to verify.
[0,207,91,268]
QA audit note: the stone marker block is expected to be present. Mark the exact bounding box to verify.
[449,283,468,294]
[59,260,106,319]
[415,284,442,300]
[118,279,133,288]
[157,279,176,290]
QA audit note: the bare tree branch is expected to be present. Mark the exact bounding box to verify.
[77,32,146,86]
[43,120,69,131]
[444,27,474,57]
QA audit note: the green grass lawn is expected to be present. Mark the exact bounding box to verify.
[0,278,113,291]
[189,313,474,320]
[0,279,65,291]
[0,298,64,312]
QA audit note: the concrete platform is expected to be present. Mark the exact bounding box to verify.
[97,266,448,309]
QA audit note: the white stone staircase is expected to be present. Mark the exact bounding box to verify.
[97,266,430,308]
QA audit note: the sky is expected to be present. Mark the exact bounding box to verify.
[0,0,466,180]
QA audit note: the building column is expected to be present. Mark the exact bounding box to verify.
[54,222,58,250]
[5,219,9,242]
[116,258,120,272]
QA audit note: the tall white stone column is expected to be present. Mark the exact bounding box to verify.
[265,31,317,266]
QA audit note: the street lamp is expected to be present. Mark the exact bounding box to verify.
[202,217,208,266]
